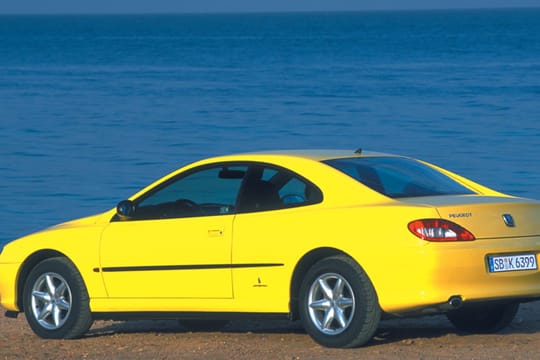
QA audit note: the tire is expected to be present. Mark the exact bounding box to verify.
[446,302,519,333]
[23,257,93,339]
[299,255,381,348]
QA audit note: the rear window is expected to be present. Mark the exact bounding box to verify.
[323,157,475,198]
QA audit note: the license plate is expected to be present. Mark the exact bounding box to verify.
[488,254,538,273]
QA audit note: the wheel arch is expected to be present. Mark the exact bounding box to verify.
[16,249,71,310]
[289,247,350,320]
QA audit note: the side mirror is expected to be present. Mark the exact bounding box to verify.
[116,200,135,219]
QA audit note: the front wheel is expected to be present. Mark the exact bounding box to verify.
[23,257,93,339]
[299,255,381,348]
[446,302,519,333]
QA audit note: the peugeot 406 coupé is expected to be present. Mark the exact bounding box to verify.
[1,149,539,348]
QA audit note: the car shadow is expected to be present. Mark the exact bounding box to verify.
[85,303,540,344]
[86,318,306,338]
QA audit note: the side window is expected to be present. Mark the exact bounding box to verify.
[279,177,311,204]
[133,165,247,220]
[237,165,323,213]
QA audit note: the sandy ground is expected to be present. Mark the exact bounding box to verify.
[1,302,539,359]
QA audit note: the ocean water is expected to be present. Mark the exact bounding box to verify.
[1,9,539,243]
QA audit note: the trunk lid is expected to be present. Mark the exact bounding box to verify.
[401,195,540,239]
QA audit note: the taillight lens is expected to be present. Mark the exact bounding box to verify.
[408,219,475,242]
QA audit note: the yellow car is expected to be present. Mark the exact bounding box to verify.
[1,149,540,348]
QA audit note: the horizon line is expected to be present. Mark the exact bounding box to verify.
[0,6,539,16]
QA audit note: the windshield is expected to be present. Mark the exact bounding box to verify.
[323,157,475,198]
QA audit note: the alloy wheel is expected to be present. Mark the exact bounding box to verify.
[30,272,73,330]
[307,272,355,335]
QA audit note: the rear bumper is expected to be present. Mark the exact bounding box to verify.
[374,236,540,315]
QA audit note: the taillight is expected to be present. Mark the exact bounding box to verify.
[408,219,475,242]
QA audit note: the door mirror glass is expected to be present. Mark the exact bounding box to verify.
[116,200,135,219]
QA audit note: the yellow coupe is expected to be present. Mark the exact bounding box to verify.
[1,149,539,348]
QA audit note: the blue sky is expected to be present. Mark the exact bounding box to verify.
[1,0,540,14]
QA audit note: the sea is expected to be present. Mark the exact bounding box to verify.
[1,9,539,244]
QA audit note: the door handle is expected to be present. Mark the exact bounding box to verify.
[208,229,224,237]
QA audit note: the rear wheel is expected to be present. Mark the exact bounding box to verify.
[23,257,93,339]
[299,255,380,348]
[446,302,519,333]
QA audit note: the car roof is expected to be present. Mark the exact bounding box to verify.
[236,149,396,161]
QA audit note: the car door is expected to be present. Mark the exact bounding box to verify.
[99,164,247,299]
[231,165,323,311]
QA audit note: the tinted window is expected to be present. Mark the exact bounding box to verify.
[236,165,323,212]
[324,157,474,198]
[134,165,247,219]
